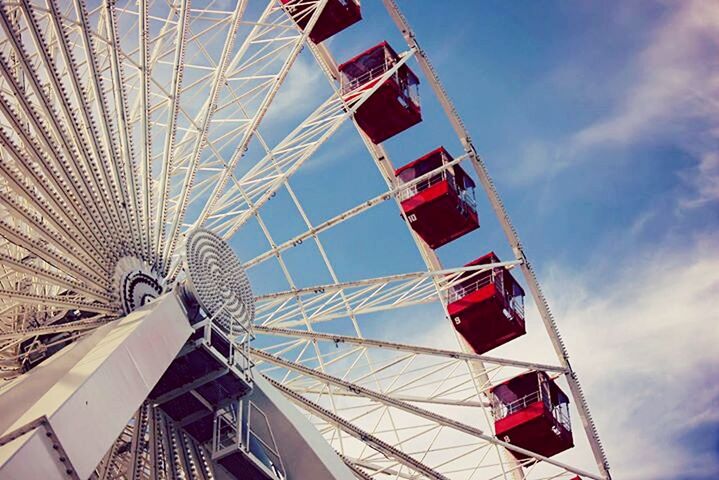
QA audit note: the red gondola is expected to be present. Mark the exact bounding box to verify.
[396,147,478,248]
[447,252,525,354]
[490,371,574,460]
[338,42,421,143]
[280,0,361,43]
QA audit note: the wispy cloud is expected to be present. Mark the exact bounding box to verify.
[570,0,718,150]
[679,152,719,208]
[545,232,719,479]
[513,0,719,206]
[400,232,719,479]
[262,54,327,126]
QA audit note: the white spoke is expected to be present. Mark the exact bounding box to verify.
[244,153,469,269]
[254,349,602,480]
[155,0,190,269]
[163,0,246,265]
[254,326,565,373]
[254,262,518,327]
[206,49,416,239]
[264,374,452,480]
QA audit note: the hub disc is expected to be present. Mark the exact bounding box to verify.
[183,229,255,333]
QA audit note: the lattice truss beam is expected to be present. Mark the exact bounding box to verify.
[91,403,215,480]
[253,262,522,328]
[0,0,329,371]
[251,344,598,480]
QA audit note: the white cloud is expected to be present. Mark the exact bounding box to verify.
[398,233,719,479]
[569,0,719,208]
[679,152,719,209]
[512,0,719,207]
[545,233,719,479]
[263,55,326,125]
[570,0,719,151]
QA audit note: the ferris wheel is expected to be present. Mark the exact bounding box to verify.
[0,1,612,479]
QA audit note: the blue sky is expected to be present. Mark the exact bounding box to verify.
[240,1,719,478]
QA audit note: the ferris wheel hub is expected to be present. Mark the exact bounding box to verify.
[113,257,165,315]
[183,228,255,333]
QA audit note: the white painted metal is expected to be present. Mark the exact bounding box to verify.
[246,373,355,480]
[0,418,78,479]
[253,325,566,373]
[184,228,255,333]
[243,154,471,268]
[265,374,451,480]
[0,293,192,479]
[253,263,519,328]
[254,349,602,480]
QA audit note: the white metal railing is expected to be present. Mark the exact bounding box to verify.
[398,169,477,214]
[492,390,542,419]
[552,402,572,433]
[340,56,420,108]
[247,401,286,478]
[286,0,360,22]
[458,186,477,211]
[509,295,525,320]
[397,171,446,200]
[341,61,393,94]
[448,268,524,323]
[213,401,240,452]
[210,320,254,382]
[494,264,504,298]
[405,81,420,108]
[212,400,286,479]
[493,389,572,435]
[195,300,255,386]
[447,270,494,304]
